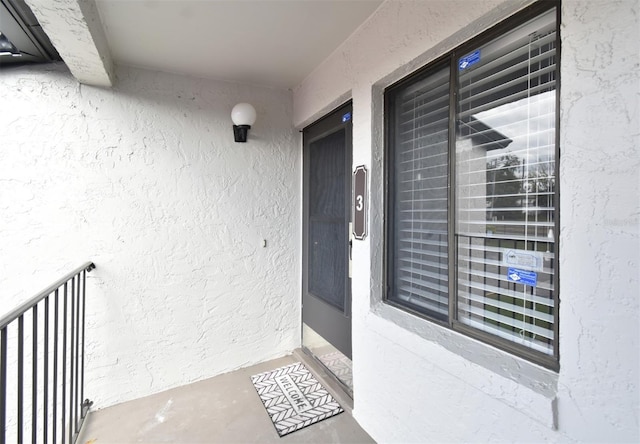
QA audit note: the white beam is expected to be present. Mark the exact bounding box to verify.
[24,0,114,87]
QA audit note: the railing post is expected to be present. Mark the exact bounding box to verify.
[32,305,38,444]
[80,270,86,417]
[0,327,6,444]
[61,282,67,444]
[53,288,59,444]
[69,277,75,444]
[74,274,81,435]
[44,295,49,444]
[17,315,24,444]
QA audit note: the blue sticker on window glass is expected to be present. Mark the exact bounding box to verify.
[342,112,351,123]
[459,50,481,70]
[507,268,538,287]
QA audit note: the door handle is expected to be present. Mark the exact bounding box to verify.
[348,223,353,278]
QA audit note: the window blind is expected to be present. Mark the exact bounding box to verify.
[390,66,450,319]
[455,9,557,355]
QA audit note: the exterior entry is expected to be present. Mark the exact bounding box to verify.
[302,102,353,392]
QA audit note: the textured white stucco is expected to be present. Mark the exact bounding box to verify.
[294,0,639,442]
[557,1,639,441]
[0,63,300,408]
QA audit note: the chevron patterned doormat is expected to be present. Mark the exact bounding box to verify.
[251,362,344,437]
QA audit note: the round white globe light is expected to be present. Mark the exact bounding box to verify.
[231,103,257,126]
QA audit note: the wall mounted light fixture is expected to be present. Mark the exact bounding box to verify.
[231,103,257,143]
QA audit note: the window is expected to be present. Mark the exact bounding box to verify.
[385,3,559,368]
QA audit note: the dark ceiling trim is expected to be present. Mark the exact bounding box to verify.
[0,0,60,65]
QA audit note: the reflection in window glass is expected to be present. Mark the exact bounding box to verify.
[455,9,557,355]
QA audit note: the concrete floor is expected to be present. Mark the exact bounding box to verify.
[78,353,374,444]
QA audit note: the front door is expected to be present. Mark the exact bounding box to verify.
[302,102,353,391]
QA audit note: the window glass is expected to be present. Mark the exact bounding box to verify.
[389,66,450,319]
[455,8,557,355]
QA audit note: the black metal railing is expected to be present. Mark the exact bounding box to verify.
[1,262,95,444]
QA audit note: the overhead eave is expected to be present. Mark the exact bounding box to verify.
[24,0,114,87]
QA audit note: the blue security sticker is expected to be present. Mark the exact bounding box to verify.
[342,112,352,123]
[507,268,538,286]
[459,50,481,70]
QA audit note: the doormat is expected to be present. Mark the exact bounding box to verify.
[251,362,343,437]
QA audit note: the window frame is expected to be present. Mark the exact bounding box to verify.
[383,1,561,371]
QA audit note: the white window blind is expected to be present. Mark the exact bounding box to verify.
[455,9,557,355]
[390,66,450,319]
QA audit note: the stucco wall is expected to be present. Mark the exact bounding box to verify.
[0,64,301,407]
[294,0,639,442]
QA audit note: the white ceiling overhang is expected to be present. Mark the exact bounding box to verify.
[23,0,383,89]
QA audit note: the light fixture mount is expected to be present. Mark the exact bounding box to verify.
[233,124,251,143]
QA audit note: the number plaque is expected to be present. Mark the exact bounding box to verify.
[353,165,367,240]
